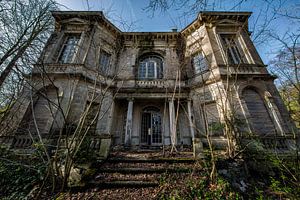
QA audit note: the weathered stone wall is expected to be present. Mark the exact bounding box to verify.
[117,35,180,81]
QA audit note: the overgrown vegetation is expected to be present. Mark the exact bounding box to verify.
[0,146,46,199]
[1,142,299,199]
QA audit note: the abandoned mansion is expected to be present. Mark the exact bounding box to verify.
[1,11,299,154]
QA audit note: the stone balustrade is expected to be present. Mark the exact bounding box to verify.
[260,136,294,151]
[136,80,165,88]
[0,135,32,148]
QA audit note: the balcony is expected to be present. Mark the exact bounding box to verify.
[136,80,165,88]
[116,79,187,90]
[31,63,114,85]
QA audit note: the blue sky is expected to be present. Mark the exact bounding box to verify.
[56,0,299,63]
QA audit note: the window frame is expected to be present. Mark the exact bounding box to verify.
[138,55,163,80]
[192,51,209,74]
[58,33,81,64]
[219,33,248,65]
[99,50,111,74]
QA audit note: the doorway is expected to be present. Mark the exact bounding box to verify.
[141,106,162,145]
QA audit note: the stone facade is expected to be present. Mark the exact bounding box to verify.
[2,11,298,153]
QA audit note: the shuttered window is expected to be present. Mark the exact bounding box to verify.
[16,87,59,136]
[243,88,276,135]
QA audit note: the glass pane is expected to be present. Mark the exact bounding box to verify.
[193,52,208,73]
[147,62,155,78]
[139,62,146,79]
[59,35,80,63]
[139,56,163,79]
[152,113,162,143]
[99,51,111,73]
[220,34,244,64]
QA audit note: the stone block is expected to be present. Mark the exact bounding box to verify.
[98,138,111,159]
[193,138,204,159]
[67,163,92,187]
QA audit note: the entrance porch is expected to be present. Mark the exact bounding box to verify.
[111,98,195,148]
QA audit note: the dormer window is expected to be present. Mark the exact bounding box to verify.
[192,51,208,74]
[220,34,247,64]
[138,55,163,80]
[99,50,111,74]
[58,34,81,63]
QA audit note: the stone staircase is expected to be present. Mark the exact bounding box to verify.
[88,149,197,189]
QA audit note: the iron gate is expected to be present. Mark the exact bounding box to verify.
[141,107,162,145]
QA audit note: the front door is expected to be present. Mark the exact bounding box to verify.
[141,107,162,145]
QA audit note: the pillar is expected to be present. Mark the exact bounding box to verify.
[124,98,133,146]
[187,99,195,139]
[169,99,176,145]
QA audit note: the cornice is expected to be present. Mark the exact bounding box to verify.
[181,11,252,36]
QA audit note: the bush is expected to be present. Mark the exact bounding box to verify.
[0,146,46,199]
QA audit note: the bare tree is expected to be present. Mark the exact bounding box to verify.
[0,0,57,98]
[269,33,300,127]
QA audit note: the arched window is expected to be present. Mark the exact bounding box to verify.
[138,55,163,80]
[243,88,276,135]
[16,86,59,136]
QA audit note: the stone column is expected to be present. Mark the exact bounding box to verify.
[187,99,195,139]
[125,98,134,146]
[188,99,203,159]
[169,99,176,145]
[106,100,115,135]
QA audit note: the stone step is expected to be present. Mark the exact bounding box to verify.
[94,173,160,182]
[88,150,197,189]
[100,162,196,170]
[89,180,159,188]
[97,167,195,174]
[109,150,194,160]
[107,157,195,164]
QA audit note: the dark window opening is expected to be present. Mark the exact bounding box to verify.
[99,50,111,74]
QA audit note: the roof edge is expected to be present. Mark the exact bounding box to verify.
[51,11,121,33]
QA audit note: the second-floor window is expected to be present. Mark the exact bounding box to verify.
[138,56,163,80]
[220,34,247,64]
[58,34,80,63]
[192,51,208,74]
[99,50,111,73]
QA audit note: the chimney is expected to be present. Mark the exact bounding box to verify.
[171,27,177,32]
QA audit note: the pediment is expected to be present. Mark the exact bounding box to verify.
[60,18,89,25]
[216,19,242,26]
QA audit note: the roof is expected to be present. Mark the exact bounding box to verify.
[182,11,252,35]
[51,11,252,35]
[198,11,252,21]
[51,11,121,33]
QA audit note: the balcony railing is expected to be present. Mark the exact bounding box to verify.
[136,80,165,87]
[260,136,295,152]
[0,134,111,153]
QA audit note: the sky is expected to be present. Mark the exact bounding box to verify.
[56,0,300,64]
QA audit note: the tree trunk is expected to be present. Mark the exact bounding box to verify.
[0,43,30,87]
